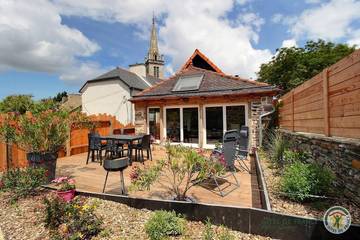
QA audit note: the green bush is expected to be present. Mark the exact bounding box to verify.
[283,149,309,164]
[0,167,47,201]
[145,210,185,240]
[44,195,103,240]
[202,219,235,240]
[280,161,334,202]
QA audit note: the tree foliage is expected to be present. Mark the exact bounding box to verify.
[0,95,34,114]
[258,40,355,93]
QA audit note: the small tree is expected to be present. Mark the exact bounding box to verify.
[130,143,224,201]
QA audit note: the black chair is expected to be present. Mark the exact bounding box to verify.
[132,134,152,164]
[102,157,129,194]
[203,136,240,197]
[236,126,250,172]
[86,133,106,165]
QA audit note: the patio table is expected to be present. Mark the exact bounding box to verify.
[100,134,144,164]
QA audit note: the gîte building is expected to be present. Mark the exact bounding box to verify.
[80,16,164,124]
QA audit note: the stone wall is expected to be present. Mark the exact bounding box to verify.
[134,104,147,134]
[280,129,360,205]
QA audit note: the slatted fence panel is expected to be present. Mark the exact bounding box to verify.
[279,49,360,139]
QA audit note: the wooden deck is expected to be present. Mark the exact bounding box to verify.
[55,146,262,208]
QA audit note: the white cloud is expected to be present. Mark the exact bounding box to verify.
[281,39,298,48]
[305,0,323,4]
[276,0,360,42]
[347,29,360,47]
[0,0,106,82]
[53,0,272,79]
[59,62,112,82]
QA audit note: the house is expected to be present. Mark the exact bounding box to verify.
[130,49,279,149]
[60,93,82,112]
[79,16,164,124]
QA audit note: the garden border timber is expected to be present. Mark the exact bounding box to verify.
[254,150,271,211]
[43,186,360,240]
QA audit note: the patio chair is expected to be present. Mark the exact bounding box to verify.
[86,133,106,165]
[235,126,251,172]
[131,134,152,164]
[202,136,240,197]
[102,157,129,194]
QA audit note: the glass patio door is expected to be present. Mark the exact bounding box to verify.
[148,108,160,140]
[205,107,223,144]
[165,107,199,145]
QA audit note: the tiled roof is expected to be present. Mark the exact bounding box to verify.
[79,67,150,92]
[131,66,279,101]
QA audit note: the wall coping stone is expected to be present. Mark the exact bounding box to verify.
[279,129,360,147]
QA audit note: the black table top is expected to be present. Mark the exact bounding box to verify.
[100,134,144,141]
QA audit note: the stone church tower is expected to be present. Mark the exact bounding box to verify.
[145,16,164,78]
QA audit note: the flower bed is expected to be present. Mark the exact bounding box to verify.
[258,151,360,224]
[0,191,272,240]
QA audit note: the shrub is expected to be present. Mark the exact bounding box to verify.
[145,210,185,240]
[0,167,47,201]
[280,161,334,202]
[266,131,288,168]
[203,219,215,240]
[131,142,224,201]
[44,195,103,240]
[202,219,235,240]
[283,149,309,164]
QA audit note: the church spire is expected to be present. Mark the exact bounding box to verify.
[148,14,160,61]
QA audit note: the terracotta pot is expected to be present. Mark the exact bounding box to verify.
[57,189,76,202]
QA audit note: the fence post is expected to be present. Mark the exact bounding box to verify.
[322,68,330,136]
[291,91,294,132]
[66,127,71,157]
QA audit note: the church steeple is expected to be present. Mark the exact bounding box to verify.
[148,15,160,60]
[145,14,164,78]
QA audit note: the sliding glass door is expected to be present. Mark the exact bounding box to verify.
[205,107,223,144]
[148,108,160,140]
[166,108,180,142]
[204,104,247,147]
[165,107,199,145]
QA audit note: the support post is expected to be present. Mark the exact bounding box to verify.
[322,68,330,136]
[291,91,294,132]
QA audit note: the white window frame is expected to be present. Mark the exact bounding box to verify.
[163,105,200,148]
[147,107,161,143]
[203,103,248,149]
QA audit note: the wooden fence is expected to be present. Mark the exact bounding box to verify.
[0,114,135,171]
[279,49,360,139]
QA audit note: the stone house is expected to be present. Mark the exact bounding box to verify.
[130,49,279,149]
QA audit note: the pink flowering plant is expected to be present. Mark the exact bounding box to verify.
[52,177,76,191]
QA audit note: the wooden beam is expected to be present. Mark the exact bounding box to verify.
[323,68,330,136]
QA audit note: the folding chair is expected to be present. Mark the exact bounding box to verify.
[235,126,251,173]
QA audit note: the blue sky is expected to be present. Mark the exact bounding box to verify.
[0,0,359,100]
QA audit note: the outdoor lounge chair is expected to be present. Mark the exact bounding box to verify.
[201,136,240,197]
[102,157,129,194]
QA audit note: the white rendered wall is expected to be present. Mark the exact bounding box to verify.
[81,80,133,124]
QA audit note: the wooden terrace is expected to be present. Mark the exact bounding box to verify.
[55,146,262,208]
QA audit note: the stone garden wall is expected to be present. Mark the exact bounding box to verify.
[280,129,360,205]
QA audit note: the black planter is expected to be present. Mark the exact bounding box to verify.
[27,152,58,182]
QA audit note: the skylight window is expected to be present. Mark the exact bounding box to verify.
[172,74,204,92]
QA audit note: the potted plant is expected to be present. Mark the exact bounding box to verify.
[52,176,76,202]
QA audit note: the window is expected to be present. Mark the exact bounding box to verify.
[226,106,245,130]
[204,104,247,147]
[154,66,159,78]
[205,107,223,144]
[148,108,160,140]
[166,108,180,142]
[172,74,204,92]
[183,108,198,144]
[165,107,199,145]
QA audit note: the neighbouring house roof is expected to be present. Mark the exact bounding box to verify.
[60,94,82,112]
[79,67,153,93]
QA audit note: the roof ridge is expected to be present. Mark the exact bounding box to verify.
[179,49,224,74]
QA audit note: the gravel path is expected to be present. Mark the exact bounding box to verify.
[0,191,272,240]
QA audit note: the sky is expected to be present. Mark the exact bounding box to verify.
[0,0,359,100]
